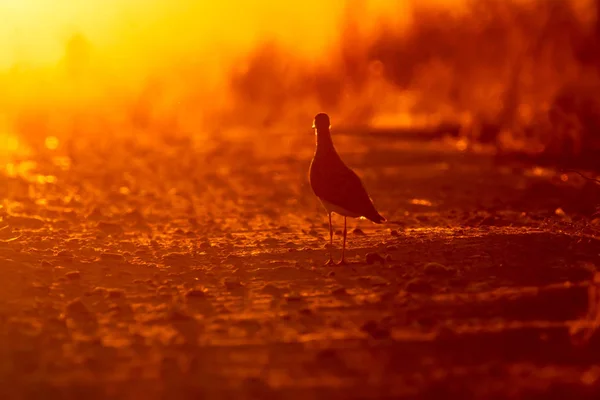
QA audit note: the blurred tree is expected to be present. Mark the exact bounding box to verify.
[60,33,91,81]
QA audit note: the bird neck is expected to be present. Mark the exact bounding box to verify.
[315,128,335,152]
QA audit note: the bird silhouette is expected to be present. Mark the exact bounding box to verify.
[309,113,385,265]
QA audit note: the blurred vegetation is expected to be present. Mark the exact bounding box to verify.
[228,0,600,168]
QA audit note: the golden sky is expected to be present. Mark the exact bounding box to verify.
[0,0,464,69]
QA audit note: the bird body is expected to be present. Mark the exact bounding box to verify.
[310,148,385,223]
[319,198,363,219]
[309,112,385,265]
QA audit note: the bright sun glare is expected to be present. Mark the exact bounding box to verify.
[0,0,476,158]
[0,0,361,69]
[0,0,362,156]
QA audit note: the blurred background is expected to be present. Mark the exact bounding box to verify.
[1,0,600,167]
[5,3,600,398]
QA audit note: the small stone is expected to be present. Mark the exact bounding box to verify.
[7,216,44,230]
[405,278,433,293]
[332,287,348,296]
[361,320,390,339]
[285,292,303,302]
[299,308,313,315]
[370,276,389,286]
[97,222,124,236]
[352,228,365,236]
[261,237,279,246]
[65,271,81,280]
[65,298,91,318]
[91,287,107,296]
[260,284,282,296]
[423,262,454,276]
[366,252,385,265]
[223,278,244,291]
[107,289,125,299]
[185,288,207,298]
[198,240,212,249]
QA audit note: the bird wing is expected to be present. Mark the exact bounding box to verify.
[311,162,383,222]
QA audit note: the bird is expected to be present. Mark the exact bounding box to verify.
[309,112,385,265]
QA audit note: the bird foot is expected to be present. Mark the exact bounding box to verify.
[336,259,348,266]
[324,258,335,266]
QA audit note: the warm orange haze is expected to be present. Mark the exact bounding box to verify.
[3,1,600,399]
[4,0,597,158]
[0,0,399,154]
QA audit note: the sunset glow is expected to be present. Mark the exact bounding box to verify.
[0,0,597,157]
[0,0,385,154]
[3,1,600,397]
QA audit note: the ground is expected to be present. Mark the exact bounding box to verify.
[2,128,600,399]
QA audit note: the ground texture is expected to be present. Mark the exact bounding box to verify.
[2,130,600,399]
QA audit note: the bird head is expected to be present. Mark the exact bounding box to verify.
[312,113,331,131]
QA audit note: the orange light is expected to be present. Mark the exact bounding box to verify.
[0,0,596,156]
[45,136,59,150]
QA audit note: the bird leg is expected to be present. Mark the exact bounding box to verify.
[337,217,348,265]
[325,212,335,266]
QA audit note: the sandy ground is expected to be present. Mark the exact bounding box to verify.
[2,129,600,399]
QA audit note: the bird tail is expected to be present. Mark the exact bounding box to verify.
[367,211,386,224]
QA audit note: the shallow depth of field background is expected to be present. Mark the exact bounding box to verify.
[1,0,599,162]
[3,1,600,399]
